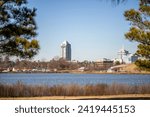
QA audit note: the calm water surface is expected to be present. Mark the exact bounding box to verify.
[0,73,150,86]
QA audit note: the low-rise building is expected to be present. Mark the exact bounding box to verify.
[95,58,113,71]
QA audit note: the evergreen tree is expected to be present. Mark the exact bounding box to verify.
[111,0,150,4]
[124,0,150,71]
[0,0,40,58]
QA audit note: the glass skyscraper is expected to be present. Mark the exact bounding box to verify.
[61,41,71,61]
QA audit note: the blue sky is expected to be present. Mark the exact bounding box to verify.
[28,0,139,61]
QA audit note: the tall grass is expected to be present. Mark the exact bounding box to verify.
[0,82,150,97]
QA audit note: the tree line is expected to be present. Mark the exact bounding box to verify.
[0,57,115,72]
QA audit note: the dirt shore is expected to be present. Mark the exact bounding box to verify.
[1,94,150,100]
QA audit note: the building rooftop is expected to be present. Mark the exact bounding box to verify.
[118,46,130,55]
[61,40,70,46]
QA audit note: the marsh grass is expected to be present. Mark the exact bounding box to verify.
[0,82,150,97]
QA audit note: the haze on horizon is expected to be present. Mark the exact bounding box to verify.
[28,0,139,61]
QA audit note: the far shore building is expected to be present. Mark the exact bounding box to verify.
[114,46,138,64]
[60,40,71,61]
[95,58,113,71]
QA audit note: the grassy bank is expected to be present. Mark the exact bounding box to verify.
[1,94,150,100]
[0,82,150,97]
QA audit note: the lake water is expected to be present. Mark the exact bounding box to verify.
[0,73,150,86]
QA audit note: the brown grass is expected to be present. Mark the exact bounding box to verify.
[1,94,150,100]
[0,82,150,97]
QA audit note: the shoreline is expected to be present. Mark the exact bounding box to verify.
[1,94,150,100]
[1,71,150,74]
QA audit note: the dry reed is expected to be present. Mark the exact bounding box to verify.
[0,82,150,97]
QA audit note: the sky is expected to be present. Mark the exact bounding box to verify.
[28,0,139,61]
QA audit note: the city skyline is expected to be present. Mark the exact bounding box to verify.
[27,0,139,61]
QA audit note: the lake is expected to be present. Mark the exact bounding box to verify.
[0,73,150,86]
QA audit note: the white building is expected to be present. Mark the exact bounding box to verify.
[115,46,138,64]
[61,40,71,61]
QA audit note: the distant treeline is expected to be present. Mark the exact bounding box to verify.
[0,56,114,71]
[0,82,150,97]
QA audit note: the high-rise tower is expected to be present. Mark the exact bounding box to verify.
[61,41,71,61]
